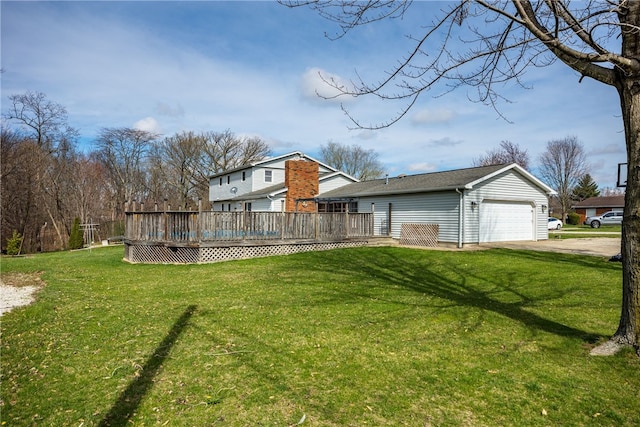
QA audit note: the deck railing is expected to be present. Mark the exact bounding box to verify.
[125,210,375,243]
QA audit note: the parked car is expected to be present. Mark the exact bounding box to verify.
[547,217,563,230]
[584,211,623,228]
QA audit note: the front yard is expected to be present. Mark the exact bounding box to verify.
[1,246,638,426]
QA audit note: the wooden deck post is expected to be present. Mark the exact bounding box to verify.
[345,202,349,238]
[198,198,203,241]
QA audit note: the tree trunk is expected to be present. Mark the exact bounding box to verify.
[613,75,640,351]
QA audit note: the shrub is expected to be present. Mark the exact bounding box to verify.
[567,212,581,225]
[68,218,84,250]
[5,230,23,255]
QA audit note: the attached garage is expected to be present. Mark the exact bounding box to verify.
[316,163,556,247]
[479,200,535,242]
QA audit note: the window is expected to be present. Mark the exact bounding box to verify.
[227,175,230,184]
[245,203,252,212]
[242,171,246,181]
[219,177,222,186]
[264,170,273,183]
[318,201,358,213]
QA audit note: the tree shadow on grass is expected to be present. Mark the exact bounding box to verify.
[310,248,607,343]
[99,304,197,427]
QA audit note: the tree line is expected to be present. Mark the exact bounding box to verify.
[2,91,612,253]
[1,91,271,253]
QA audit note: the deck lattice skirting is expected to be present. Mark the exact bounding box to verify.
[125,239,371,264]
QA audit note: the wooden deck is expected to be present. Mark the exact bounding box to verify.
[124,210,378,263]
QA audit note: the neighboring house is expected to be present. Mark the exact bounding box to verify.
[316,163,556,246]
[572,195,625,223]
[208,151,358,212]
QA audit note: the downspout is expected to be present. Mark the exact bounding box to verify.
[455,188,464,248]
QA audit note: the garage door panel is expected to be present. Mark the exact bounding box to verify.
[480,201,534,242]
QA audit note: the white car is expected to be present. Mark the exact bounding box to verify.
[548,217,563,230]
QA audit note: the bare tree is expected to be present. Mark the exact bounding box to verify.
[4,91,77,152]
[319,141,385,180]
[601,187,626,197]
[2,92,79,250]
[1,129,41,252]
[95,127,158,214]
[202,130,271,173]
[152,131,209,209]
[538,136,589,222]
[283,1,640,353]
[473,140,530,169]
[68,154,112,224]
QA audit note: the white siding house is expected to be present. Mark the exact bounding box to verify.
[317,163,556,246]
[209,152,358,211]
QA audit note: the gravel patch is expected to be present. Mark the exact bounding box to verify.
[0,283,40,315]
[0,272,44,316]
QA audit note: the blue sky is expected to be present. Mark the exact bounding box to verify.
[1,1,627,188]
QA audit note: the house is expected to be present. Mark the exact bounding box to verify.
[208,151,358,212]
[572,195,625,223]
[209,157,556,247]
[315,163,556,247]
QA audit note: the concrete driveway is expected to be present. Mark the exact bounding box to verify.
[486,237,621,257]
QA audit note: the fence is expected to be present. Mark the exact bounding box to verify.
[125,210,375,243]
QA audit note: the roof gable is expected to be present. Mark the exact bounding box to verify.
[209,151,340,179]
[318,163,555,198]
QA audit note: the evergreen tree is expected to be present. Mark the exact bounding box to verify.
[5,230,23,256]
[68,217,84,250]
[571,174,600,201]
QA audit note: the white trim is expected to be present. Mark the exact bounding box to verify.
[466,164,557,196]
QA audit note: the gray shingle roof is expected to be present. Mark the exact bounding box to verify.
[318,164,519,198]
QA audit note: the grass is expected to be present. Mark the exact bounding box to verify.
[550,224,621,239]
[1,245,639,426]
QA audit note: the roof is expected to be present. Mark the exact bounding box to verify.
[572,195,625,208]
[208,151,341,179]
[317,163,555,198]
[221,171,358,202]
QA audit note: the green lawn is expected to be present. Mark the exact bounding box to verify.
[551,224,621,239]
[1,246,638,426]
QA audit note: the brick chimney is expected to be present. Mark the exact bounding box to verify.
[284,160,318,212]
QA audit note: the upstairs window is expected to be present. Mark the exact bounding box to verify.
[264,170,273,183]
[242,171,246,181]
[227,175,231,184]
[219,177,222,186]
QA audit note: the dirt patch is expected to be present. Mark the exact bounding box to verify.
[0,271,45,316]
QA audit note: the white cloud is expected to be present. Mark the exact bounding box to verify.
[429,137,464,147]
[411,108,456,125]
[588,143,625,156]
[300,67,355,104]
[407,162,438,173]
[155,102,185,118]
[134,117,160,133]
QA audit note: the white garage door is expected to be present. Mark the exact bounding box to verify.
[480,201,534,243]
